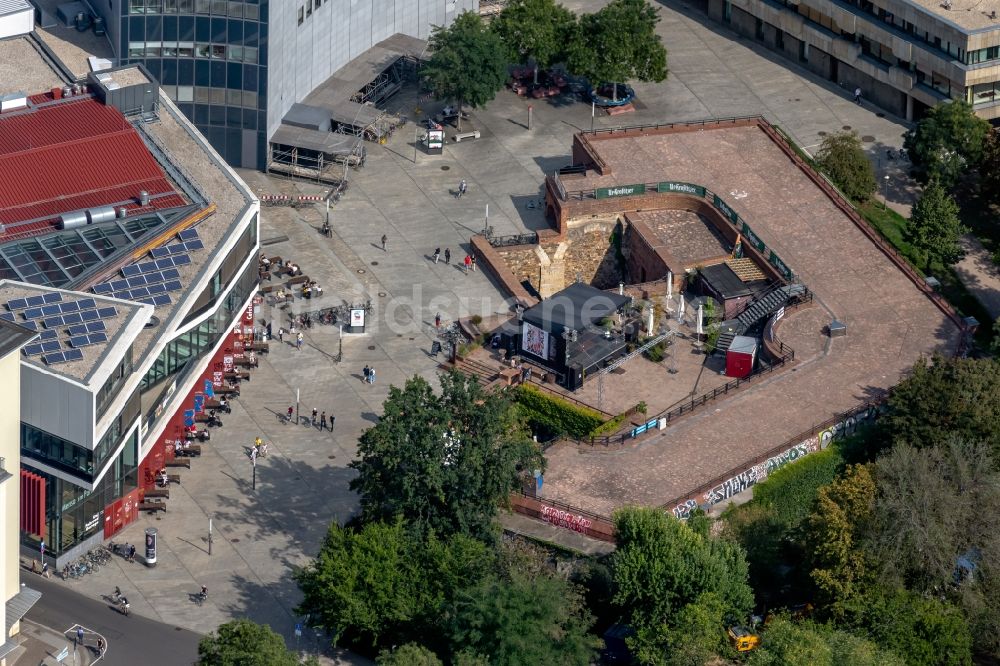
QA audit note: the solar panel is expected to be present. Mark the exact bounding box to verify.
[6,298,28,311]
[63,313,83,325]
[77,298,96,310]
[110,280,128,291]
[59,301,80,313]
[41,304,61,316]
[44,293,62,304]
[80,309,100,322]
[154,258,173,270]
[125,276,146,288]
[138,261,159,274]
[38,329,58,341]
[97,307,117,318]
[93,283,113,295]
[150,247,170,259]
[163,280,183,292]
[162,268,180,280]
[25,295,45,307]
[147,283,166,295]
[41,340,61,352]
[151,294,172,306]
[70,321,106,335]
[132,287,150,298]
[23,344,43,356]
[183,239,205,251]
[43,316,63,327]
[69,332,107,348]
[172,254,191,267]
[43,348,83,365]
[20,321,37,331]
[0,312,14,322]
[121,265,142,277]
[178,228,199,241]
[23,308,43,320]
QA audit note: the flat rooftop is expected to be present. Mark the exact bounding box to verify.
[630,209,730,265]
[540,123,962,516]
[0,37,65,98]
[0,34,254,374]
[0,280,148,383]
[906,0,1000,32]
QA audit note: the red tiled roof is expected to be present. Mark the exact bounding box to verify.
[0,96,184,234]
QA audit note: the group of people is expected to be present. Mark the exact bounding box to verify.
[310,408,335,431]
[431,247,476,272]
[301,281,323,299]
[362,365,377,384]
[251,436,268,460]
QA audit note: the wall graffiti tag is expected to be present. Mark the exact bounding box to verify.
[541,506,593,534]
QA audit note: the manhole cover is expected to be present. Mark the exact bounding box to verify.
[357,269,366,274]
[861,135,876,143]
[842,125,851,130]
[409,337,414,340]
[794,98,800,101]
[876,112,885,118]
[378,292,387,297]
[232,538,240,543]
[371,261,378,266]
[328,455,336,459]
[367,345,376,350]
[441,165,451,171]
[817,131,827,136]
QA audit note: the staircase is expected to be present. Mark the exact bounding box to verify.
[451,357,498,386]
[715,283,807,353]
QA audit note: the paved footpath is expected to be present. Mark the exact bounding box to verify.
[45,0,945,656]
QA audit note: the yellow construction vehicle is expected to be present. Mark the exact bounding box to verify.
[728,625,760,652]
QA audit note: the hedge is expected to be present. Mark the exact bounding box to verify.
[515,385,605,439]
[750,446,844,528]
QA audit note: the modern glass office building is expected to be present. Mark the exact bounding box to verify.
[99,0,478,170]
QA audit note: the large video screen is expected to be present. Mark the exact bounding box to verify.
[521,322,550,360]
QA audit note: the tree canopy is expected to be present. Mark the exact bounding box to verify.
[748,616,905,666]
[349,371,542,541]
[903,100,990,186]
[197,620,309,666]
[815,131,877,202]
[423,12,508,128]
[491,0,575,74]
[879,356,1000,459]
[611,507,753,662]
[569,0,667,97]
[904,177,967,270]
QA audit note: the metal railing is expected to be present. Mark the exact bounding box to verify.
[486,231,539,248]
[585,115,762,137]
[511,489,613,524]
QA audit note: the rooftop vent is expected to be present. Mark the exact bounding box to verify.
[942,0,951,9]
[0,92,27,113]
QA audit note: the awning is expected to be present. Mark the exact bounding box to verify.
[270,126,360,156]
[6,586,42,635]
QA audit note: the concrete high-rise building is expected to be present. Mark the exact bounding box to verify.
[695,0,1000,120]
[81,0,477,169]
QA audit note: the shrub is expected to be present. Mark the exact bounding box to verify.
[470,314,483,326]
[515,385,604,438]
[752,446,844,529]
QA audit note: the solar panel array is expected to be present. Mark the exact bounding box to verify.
[4,293,121,365]
[91,227,202,308]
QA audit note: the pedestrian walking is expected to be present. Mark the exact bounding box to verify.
[76,627,84,647]
[433,248,441,263]
[320,411,327,430]
[471,254,477,272]
[458,179,467,198]
[444,248,451,264]
[463,255,471,273]
[250,445,257,464]
[296,331,304,351]
[369,367,376,384]
[97,637,105,655]
[329,413,336,429]
[435,312,442,329]
[363,364,370,383]
[128,544,136,562]
[854,87,862,104]
[311,408,318,426]
[381,234,387,251]
[278,327,284,344]
[286,406,294,424]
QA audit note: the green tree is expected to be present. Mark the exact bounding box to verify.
[612,507,753,662]
[815,131,877,202]
[904,177,967,270]
[423,12,508,130]
[293,519,492,648]
[880,355,1000,458]
[350,372,542,540]
[903,100,990,186]
[748,617,905,666]
[805,464,876,610]
[491,0,575,82]
[978,128,1000,203]
[376,643,443,666]
[198,620,308,666]
[569,0,668,101]
[447,573,598,666]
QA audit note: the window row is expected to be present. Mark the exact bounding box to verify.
[298,0,325,25]
[129,0,260,20]
[128,41,259,63]
[966,46,1000,66]
[971,81,1000,106]
[162,84,258,109]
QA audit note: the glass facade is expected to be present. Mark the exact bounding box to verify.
[22,430,139,557]
[22,407,134,484]
[120,1,269,169]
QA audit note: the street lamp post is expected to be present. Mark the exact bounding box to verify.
[883,174,890,210]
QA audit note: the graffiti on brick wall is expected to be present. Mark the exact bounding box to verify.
[671,499,698,520]
[541,506,593,534]
[818,405,880,449]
